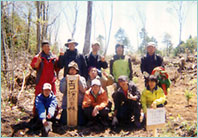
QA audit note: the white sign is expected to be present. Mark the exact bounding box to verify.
[147,108,166,126]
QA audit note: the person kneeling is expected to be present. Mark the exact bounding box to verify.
[82,79,110,127]
[141,75,166,127]
[35,83,58,137]
[112,75,141,128]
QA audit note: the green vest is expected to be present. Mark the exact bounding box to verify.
[112,57,130,82]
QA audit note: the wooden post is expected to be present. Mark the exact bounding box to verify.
[153,127,157,137]
[66,75,79,127]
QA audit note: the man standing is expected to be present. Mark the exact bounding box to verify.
[110,43,133,83]
[112,75,141,128]
[140,42,164,85]
[31,40,59,96]
[85,41,108,75]
[58,39,87,79]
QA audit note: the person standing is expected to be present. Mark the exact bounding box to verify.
[140,42,164,86]
[30,40,59,116]
[85,41,108,76]
[110,43,133,83]
[31,40,59,96]
[58,38,87,79]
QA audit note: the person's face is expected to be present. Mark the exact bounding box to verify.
[92,44,100,53]
[89,68,98,79]
[119,81,128,90]
[42,44,50,55]
[92,85,100,94]
[69,67,77,75]
[43,89,51,97]
[148,80,156,90]
[68,43,75,51]
[147,46,156,56]
[116,46,123,56]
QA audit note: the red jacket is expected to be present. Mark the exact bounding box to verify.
[31,52,59,96]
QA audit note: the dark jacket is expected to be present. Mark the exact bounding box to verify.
[57,49,87,78]
[85,52,108,71]
[110,55,133,82]
[140,53,163,75]
[35,92,58,120]
[112,81,140,111]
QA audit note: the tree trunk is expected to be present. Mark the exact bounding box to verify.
[36,1,41,54]
[10,2,15,92]
[83,1,93,56]
[1,2,9,85]
[71,2,78,38]
[26,8,31,52]
[41,1,45,42]
[104,2,113,56]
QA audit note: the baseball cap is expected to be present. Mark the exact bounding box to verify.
[118,75,128,82]
[43,83,52,90]
[91,79,101,86]
[147,42,156,48]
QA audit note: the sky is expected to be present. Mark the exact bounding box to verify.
[49,1,197,56]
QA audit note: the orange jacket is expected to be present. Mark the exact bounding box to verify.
[82,88,108,111]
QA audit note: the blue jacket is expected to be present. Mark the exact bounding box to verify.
[35,92,58,120]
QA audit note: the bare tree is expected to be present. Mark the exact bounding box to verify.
[25,6,32,51]
[1,2,9,86]
[83,1,93,55]
[103,2,113,56]
[162,33,173,56]
[62,2,79,38]
[167,1,195,45]
[36,1,41,54]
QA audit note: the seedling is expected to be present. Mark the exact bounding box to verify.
[184,90,194,106]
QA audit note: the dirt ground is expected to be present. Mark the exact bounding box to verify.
[1,55,197,137]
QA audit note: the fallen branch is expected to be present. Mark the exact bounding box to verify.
[17,71,26,100]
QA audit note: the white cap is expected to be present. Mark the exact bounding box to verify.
[91,79,101,86]
[43,83,52,90]
[147,42,156,47]
[92,40,100,46]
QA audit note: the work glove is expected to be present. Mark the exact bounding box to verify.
[112,116,118,126]
[143,71,149,78]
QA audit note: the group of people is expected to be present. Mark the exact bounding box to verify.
[30,39,167,136]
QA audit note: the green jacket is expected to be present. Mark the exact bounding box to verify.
[141,86,166,113]
[110,55,133,82]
